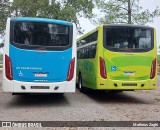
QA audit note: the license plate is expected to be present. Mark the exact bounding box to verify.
[34,73,48,77]
[124,72,134,76]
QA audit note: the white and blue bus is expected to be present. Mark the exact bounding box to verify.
[2,17,76,94]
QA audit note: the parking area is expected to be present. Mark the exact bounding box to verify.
[0,69,160,123]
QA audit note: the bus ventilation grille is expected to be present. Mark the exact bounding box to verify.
[122,83,137,86]
[31,86,50,89]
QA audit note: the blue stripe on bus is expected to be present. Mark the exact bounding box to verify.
[9,44,72,82]
[10,17,73,26]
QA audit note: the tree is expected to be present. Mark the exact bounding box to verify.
[95,0,160,24]
[0,0,11,47]
[0,0,94,46]
[0,0,11,32]
[12,0,94,34]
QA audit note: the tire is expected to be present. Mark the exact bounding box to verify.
[78,74,85,92]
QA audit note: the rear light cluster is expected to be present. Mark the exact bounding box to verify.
[150,58,156,79]
[5,54,13,80]
[67,57,75,81]
[100,57,107,79]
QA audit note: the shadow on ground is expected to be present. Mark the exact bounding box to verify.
[6,94,70,108]
[81,90,151,104]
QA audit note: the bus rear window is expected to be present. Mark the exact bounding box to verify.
[104,26,153,52]
[12,22,70,48]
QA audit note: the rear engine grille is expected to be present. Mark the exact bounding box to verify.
[122,83,137,86]
[31,86,50,89]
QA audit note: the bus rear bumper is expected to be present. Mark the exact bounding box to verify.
[2,79,76,93]
[96,78,157,90]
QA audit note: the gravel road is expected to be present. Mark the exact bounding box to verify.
[0,73,160,130]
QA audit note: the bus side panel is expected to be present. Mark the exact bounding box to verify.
[79,59,97,89]
[77,28,100,90]
[2,18,14,92]
[65,23,77,92]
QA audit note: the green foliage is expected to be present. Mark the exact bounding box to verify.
[12,0,50,17]
[0,0,11,33]
[95,0,160,25]
[0,0,11,47]
[0,0,94,35]
[11,0,94,34]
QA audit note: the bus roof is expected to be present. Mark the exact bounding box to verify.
[10,17,73,26]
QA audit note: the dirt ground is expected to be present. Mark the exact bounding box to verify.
[0,71,160,130]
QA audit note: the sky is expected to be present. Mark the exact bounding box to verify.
[79,0,160,50]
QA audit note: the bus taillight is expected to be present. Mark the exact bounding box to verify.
[5,54,13,80]
[150,58,156,79]
[100,57,107,79]
[67,57,75,81]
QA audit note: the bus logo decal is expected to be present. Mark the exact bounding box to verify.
[19,71,23,76]
[111,66,116,71]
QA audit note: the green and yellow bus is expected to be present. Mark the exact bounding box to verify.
[76,24,157,92]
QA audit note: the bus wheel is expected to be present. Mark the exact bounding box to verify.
[78,74,85,92]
